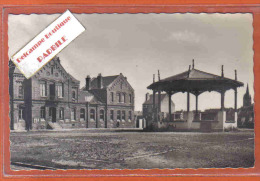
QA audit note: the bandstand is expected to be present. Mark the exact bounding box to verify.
[147,60,244,131]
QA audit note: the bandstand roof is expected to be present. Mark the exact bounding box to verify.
[147,68,244,94]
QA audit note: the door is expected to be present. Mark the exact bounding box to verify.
[139,119,143,128]
[49,107,56,122]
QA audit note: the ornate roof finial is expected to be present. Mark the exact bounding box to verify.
[221,65,224,77]
[192,59,194,69]
[153,74,155,83]
[246,83,249,94]
[235,69,237,80]
[188,65,191,78]
[158,70,160,81]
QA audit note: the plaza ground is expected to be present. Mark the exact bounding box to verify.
[10,129,254,170]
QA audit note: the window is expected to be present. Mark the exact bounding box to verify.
[117,110,121,120]
[128,111,132,120]
[18,85,24,98]
[90,109,95,120]
[40,106,46,119]
[72,90,76,101]
[59,108,64,119]
[122,111,126,120]
[18,108,23,119]
[117,93,121,103]
[57,84,64,98]
[110,92,114,102]
[122,93,126,103]
[80,108,85,120]
[129,94,132,103]
[18,105,25,119]
[51,67,54,75]
[100,110,104,120]
[40,82,47,97]
[71,108,76,120]
[110,110,114,120]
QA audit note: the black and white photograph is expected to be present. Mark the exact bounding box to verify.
[8,13,254,170]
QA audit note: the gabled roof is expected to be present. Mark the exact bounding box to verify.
[9,56,80,84]
[90,75,119,89]
[88,89,107,103]
[78,90,101,104]
[143,94,169,105]
[68,73,80,84]
[80,73,133,103]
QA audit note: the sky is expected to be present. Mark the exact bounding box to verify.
[8,13,254,111]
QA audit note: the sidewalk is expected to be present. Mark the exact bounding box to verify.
[10,127,144,133]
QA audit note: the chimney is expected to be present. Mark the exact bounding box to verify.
[146,93,150,101]
[97,73,103,89]
[85,75,91,91]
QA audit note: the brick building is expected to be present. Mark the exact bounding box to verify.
[9,57,135,130]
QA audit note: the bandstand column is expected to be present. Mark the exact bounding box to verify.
[153,90,156,121]
[168,92,172,122]
[195,94,198,113]
[158,91,161,112]
[234,70,238,112]
[153,90,156,109]
[234,88,237,111]
[158,91,161,121]
[187,92,190,112]
[234,70,238,124]
[221,90,225,111]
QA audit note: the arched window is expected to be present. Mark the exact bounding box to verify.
[71,108,76,120]
[90,109,95,120]
[110,110,114,120]
[117,93,121,103]
[122,111,126,120]
[100,110,104,120]
[80,108,85,120]
[117,110,121,120]
[59,107,64,119]
[40,106,46,119]
[122,93,126,103]
[128,111,132,120]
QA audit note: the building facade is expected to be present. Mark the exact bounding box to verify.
[142,93,175,121]
[9,57,135,130]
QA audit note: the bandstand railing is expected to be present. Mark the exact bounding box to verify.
[193,111,218,121]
